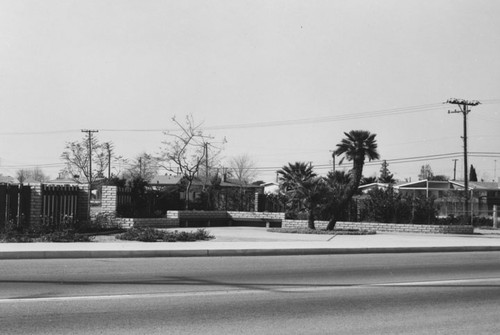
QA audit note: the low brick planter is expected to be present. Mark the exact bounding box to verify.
[113,218,179,229]
[114,211,286,229]
[282,220,474,234]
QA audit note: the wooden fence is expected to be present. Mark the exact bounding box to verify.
[0,183,31,230]
[41,185,79,228]
[117,187,132,208]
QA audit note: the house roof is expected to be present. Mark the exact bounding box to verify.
[358,182,390,191]
[45,177,81,185]
[150,175,184,186]
[395,180,451,190]
[450,180,499,191]
[150,174,265,189]
[394,179,499,192]
[0,175,17,184]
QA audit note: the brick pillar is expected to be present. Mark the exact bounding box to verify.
[101,185,118,215]
[29,183,43,226]
[254,192,259,212]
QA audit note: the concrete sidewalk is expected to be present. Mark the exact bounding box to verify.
[2,227,500,259]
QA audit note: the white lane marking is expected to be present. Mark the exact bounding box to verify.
[372,277,500,287]
[0,289,266,303]
[2,277,499,303]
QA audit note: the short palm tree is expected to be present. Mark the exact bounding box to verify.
[277,162,316,192]
[295,177,327,229]
[327,130,380,229]
[278,162,319,229]
[361,176,378,185]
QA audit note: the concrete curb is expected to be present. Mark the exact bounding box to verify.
[3,246,500,259]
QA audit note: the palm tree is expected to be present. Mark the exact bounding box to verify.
[361,176,378,185]
[278,162,319,229]
[295,177,327,229]
[327,130,380,229]
[278,162,316,189]
[277,162,316,193]
[328,170,352,185]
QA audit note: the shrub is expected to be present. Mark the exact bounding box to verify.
[359,188,411,223]
[38,231,94,242]
[358,188,440,224]
[436,215,493,227]
[79,212,124,234]
[115,228,214,242]
[1,230,94,243]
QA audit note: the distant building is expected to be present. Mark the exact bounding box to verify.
[395,179,500,217]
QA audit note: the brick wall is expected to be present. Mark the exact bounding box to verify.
[112,211,286,229]
[100,185,117,214]
[282,220,329,230]
[227,211,285,220]
[113,218,179,229]
[90,185,119,220]
[336,222,474,234]
[282,220,473,234]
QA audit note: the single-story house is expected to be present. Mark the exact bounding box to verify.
[394,179,500,217]
[149,174,265,201]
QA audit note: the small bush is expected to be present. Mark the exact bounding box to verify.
[38,231,94,242]
[72,212,125,235]
[1,230,94,243]
[116,228,214,242]
[435,215,493,227]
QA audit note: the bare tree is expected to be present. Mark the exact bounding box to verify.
[16,169,31,183]
[158,115,224,209]
[16,167,48,183]
[125,152,159,182]
[228,154,258,184]
[61,134,120,184]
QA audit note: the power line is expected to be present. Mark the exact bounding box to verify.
[0,102,449,135]
[252,151,500,172]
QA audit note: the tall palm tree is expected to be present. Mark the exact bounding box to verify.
[327,130,380,229]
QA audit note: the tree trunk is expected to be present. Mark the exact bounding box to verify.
[326,205,342,230]
[185,181,192,210]
[326,218,336,230]
[327,159,364,230]
[307,207,315,230]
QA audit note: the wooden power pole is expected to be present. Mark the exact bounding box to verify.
[81,129,98,222]
[446,98,480,222]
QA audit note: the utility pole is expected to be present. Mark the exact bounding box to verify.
[452,159,458,181]
[446,98,480,222]
[205,142,209,185]
[495,160,497,182]
[105,143,112,178]
[329,150,336,172]
[81,129,98,222]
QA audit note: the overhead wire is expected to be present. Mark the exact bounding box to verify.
[0,102,448,135]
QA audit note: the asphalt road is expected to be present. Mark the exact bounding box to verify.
[1,252,500,334]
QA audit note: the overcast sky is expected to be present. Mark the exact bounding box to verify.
[1,0,499,182]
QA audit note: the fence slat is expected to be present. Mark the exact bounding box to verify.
[41,184,79,228]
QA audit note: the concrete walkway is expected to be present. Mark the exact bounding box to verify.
[2,227,500,259]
